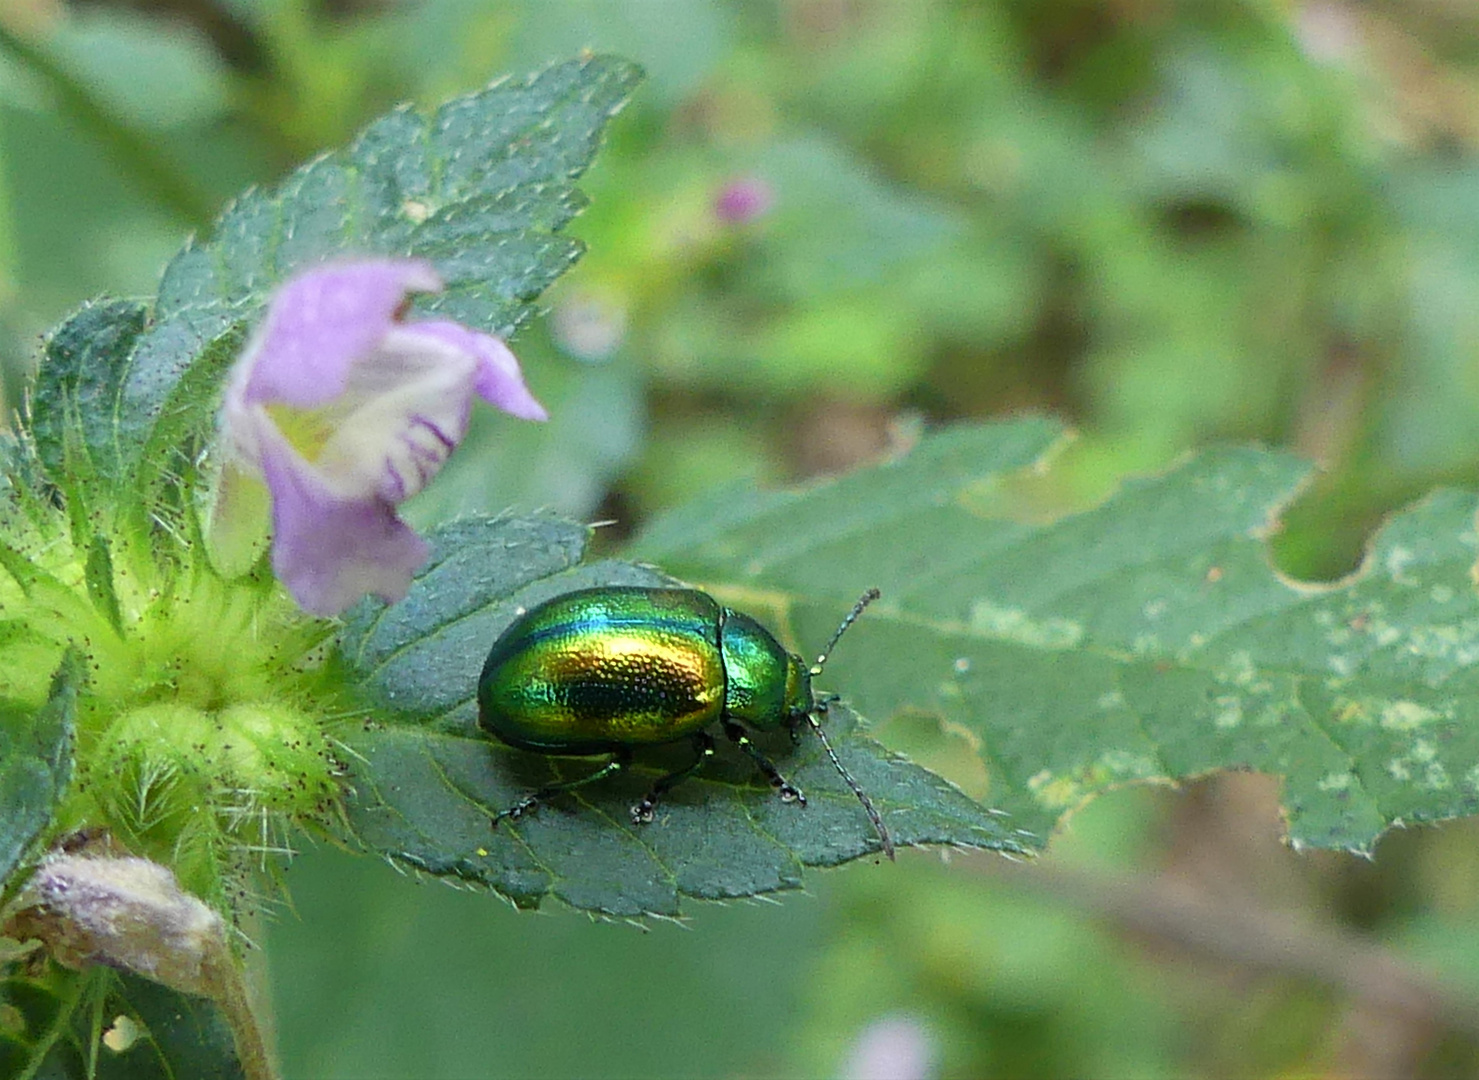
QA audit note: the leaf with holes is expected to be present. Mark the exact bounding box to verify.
[0,967,245,1079]
[635,417,1479,855]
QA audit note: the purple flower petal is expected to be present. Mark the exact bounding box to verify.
[405,320,548,421]
[240,259,442,409]
[217,257,547,617]
[253,418,429,616]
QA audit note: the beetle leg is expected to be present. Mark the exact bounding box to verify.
[491,747,633,828]
[722,720,806,806]
[630,731,716,824]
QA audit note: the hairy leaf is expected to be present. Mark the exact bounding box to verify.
[635,417,1479,855]
[337,515,1022,916]
[21,55,642,508]
[28,299,149,496]
[0,652,78,898]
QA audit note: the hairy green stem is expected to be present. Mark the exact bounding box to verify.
[216,962,278,1080]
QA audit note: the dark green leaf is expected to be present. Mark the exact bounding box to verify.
[98,971,245,1080]
[337,514,1021,916]
[0,652,78,897]
[633,418,1479,854]
[27,299,149,494]
[0,967,245,1080]
[341,703,1006,918]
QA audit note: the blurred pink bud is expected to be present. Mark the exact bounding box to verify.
[714,176,774,224]
[218,258,546,616]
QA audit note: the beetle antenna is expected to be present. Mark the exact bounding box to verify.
[804,710,895,861]
[805,588,894,858]
[810,587,881,677]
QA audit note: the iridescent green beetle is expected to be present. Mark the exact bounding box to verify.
[478,585,893,858]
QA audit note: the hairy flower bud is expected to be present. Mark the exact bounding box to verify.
[6,853,230,999]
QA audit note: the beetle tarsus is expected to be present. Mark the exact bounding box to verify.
[778,782,807,806]
[631,731,716,826]
[491,796,539,829]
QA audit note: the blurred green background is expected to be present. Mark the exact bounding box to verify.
[9,0,1479,1076]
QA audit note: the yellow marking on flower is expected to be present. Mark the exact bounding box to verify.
[264,403,335,461]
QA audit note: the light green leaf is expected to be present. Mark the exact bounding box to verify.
[83,533,122,637]
[43,10,230,131]
[749,134,964,298]
[634,417,1479,854]
[337,514,1021,916]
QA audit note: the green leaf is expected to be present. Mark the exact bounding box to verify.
[337,514,1020,916]
[0,652,78,897]
[0,967,245,1080]
[28,298,149,497]
[101,971,246,1080]
[43,10,231,132]
[21,54,642,507]
[748,134,964,298]
[633,417,1479,855]
[83,534,122,637]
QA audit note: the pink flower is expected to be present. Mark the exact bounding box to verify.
[218,259,546,616]
[714,176,774,225]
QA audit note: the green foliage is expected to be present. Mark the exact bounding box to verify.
[0,653,76,900]
[12,2,1479,1075]
[22,55,639,522]
[0,52,648,1079]
[0,967,244,1079]
[338,514,1019,916]
[28,299,148,497]
[637,417,1479,854]
[267,846,824,1079]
